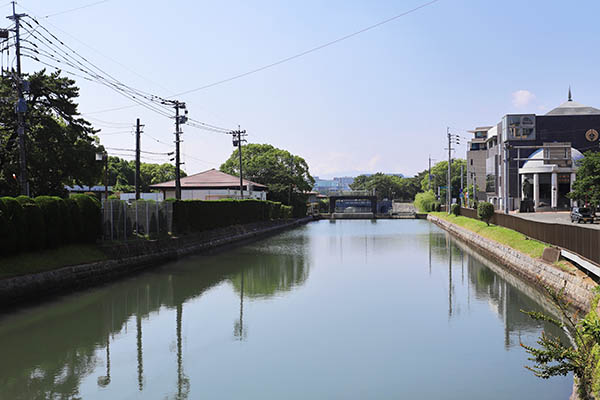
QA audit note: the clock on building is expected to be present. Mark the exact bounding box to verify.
[585,129,599,142]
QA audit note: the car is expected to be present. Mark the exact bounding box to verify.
[571,207,595,224]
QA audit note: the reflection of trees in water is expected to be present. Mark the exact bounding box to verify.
[0,237,311,400]
[229,252,309,299]
[462,243,567,347]
[427,230,568,348]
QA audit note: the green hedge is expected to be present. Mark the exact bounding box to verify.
[71,194,101,243]
[0,197,25,253]
[0,194,100,256]
[171,199,293,234]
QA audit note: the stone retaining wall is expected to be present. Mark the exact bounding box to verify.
[428,215,596,312]
[0,217,313,308]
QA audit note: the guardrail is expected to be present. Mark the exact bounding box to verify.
[459,207,600,269]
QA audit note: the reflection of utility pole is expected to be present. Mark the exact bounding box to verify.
[176,303,183,398]
[448,240,453,318]
[136,313,143,391]
[97,332,111,387]
[234,270,245,340]
[428,225,432,276]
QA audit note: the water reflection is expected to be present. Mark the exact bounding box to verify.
[430,229,566,348]
[0,221,571,399]
[0,232,310,400]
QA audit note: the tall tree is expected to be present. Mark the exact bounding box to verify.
[0,70,103,196]
[420,159,467,200]
[106,157,185,193]
[350,173,421,201]
[570,151,600,207]
[220,143,314,207]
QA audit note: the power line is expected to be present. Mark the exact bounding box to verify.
[171,0,441,97]
[16,1,173,95]
[67,0,441,115]
[44,0,109,18]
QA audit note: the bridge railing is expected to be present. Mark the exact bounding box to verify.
[328,190,371,197]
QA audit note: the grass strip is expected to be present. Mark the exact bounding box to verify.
[430,212,548,259]
[0,244,107,280]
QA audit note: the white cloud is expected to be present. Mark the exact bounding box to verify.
[512,90,536,108]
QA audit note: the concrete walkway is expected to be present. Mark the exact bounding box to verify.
[514,211,600,230]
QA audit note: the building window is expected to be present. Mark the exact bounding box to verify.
[470,159,473,166]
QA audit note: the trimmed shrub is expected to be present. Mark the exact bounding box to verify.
[477,201,495,226]
[282,205,293,219]
[171,199,291,234]
[71,194,101,243]
[414,190,436,212]
[20,203,46,250]
[34,196,62,248]
[64,198,82,243]
[451,203,460,216]
[0,207,11,255]
[0,197,25,253]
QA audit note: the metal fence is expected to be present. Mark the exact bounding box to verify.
[101,200,173,241]
[459,207,600,266]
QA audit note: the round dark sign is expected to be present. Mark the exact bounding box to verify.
[586,129,599,142]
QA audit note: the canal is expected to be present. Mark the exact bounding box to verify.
[0,220,572,399]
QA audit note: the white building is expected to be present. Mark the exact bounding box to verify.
[149,169,267,201]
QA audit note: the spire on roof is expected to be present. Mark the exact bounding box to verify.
[568,86,572,102]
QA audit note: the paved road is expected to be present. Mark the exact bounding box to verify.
[514,211,600,230]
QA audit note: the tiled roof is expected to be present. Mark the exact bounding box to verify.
[149,168,267,189]
[546,100,600,116]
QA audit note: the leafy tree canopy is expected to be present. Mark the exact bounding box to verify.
[0,70,104,196]
[349,173,421,201]
[420,159,467,200]
[570,151,600,206]
[220,143,314,205]
[106,156,186,193]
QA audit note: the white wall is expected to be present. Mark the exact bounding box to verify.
[181,189,267,201]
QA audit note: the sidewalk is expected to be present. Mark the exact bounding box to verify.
[513,211,600,230]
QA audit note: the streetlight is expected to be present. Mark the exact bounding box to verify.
[96,151,108,201]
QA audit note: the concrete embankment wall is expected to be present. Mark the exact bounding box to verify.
[0,217,313,308]
[428,215,596,312]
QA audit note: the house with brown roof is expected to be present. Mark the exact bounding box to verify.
[149,169,267,200]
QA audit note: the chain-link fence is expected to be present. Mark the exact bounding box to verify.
[101,200,173,241]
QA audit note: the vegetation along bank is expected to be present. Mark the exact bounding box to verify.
[0,195,306,308]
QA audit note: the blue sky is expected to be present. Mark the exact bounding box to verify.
[9,0,600,178]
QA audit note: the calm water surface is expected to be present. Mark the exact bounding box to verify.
[0,220,572,399]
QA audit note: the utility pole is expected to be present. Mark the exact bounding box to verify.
[446,128,460,213]
[135,118,142,200]
[460,164,463,206]
[8,3,28,196]
[447,128,451,212]
[104,153,108,201]
[165,101,187,200]
[229,127,247,199]
[428,155,432,191]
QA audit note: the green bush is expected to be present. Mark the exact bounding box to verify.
[20,203,46,250]
[34,196,62,248]
[282,205,293,219]
[431,201,442,212]
[414,190,436,212]
[171,199,290,234]
[0,197,25,253]
[64,198,82,243]
[451,203,461,216]
[0,206,11,255]
[477,201,495,226]
[71,194,101,243]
